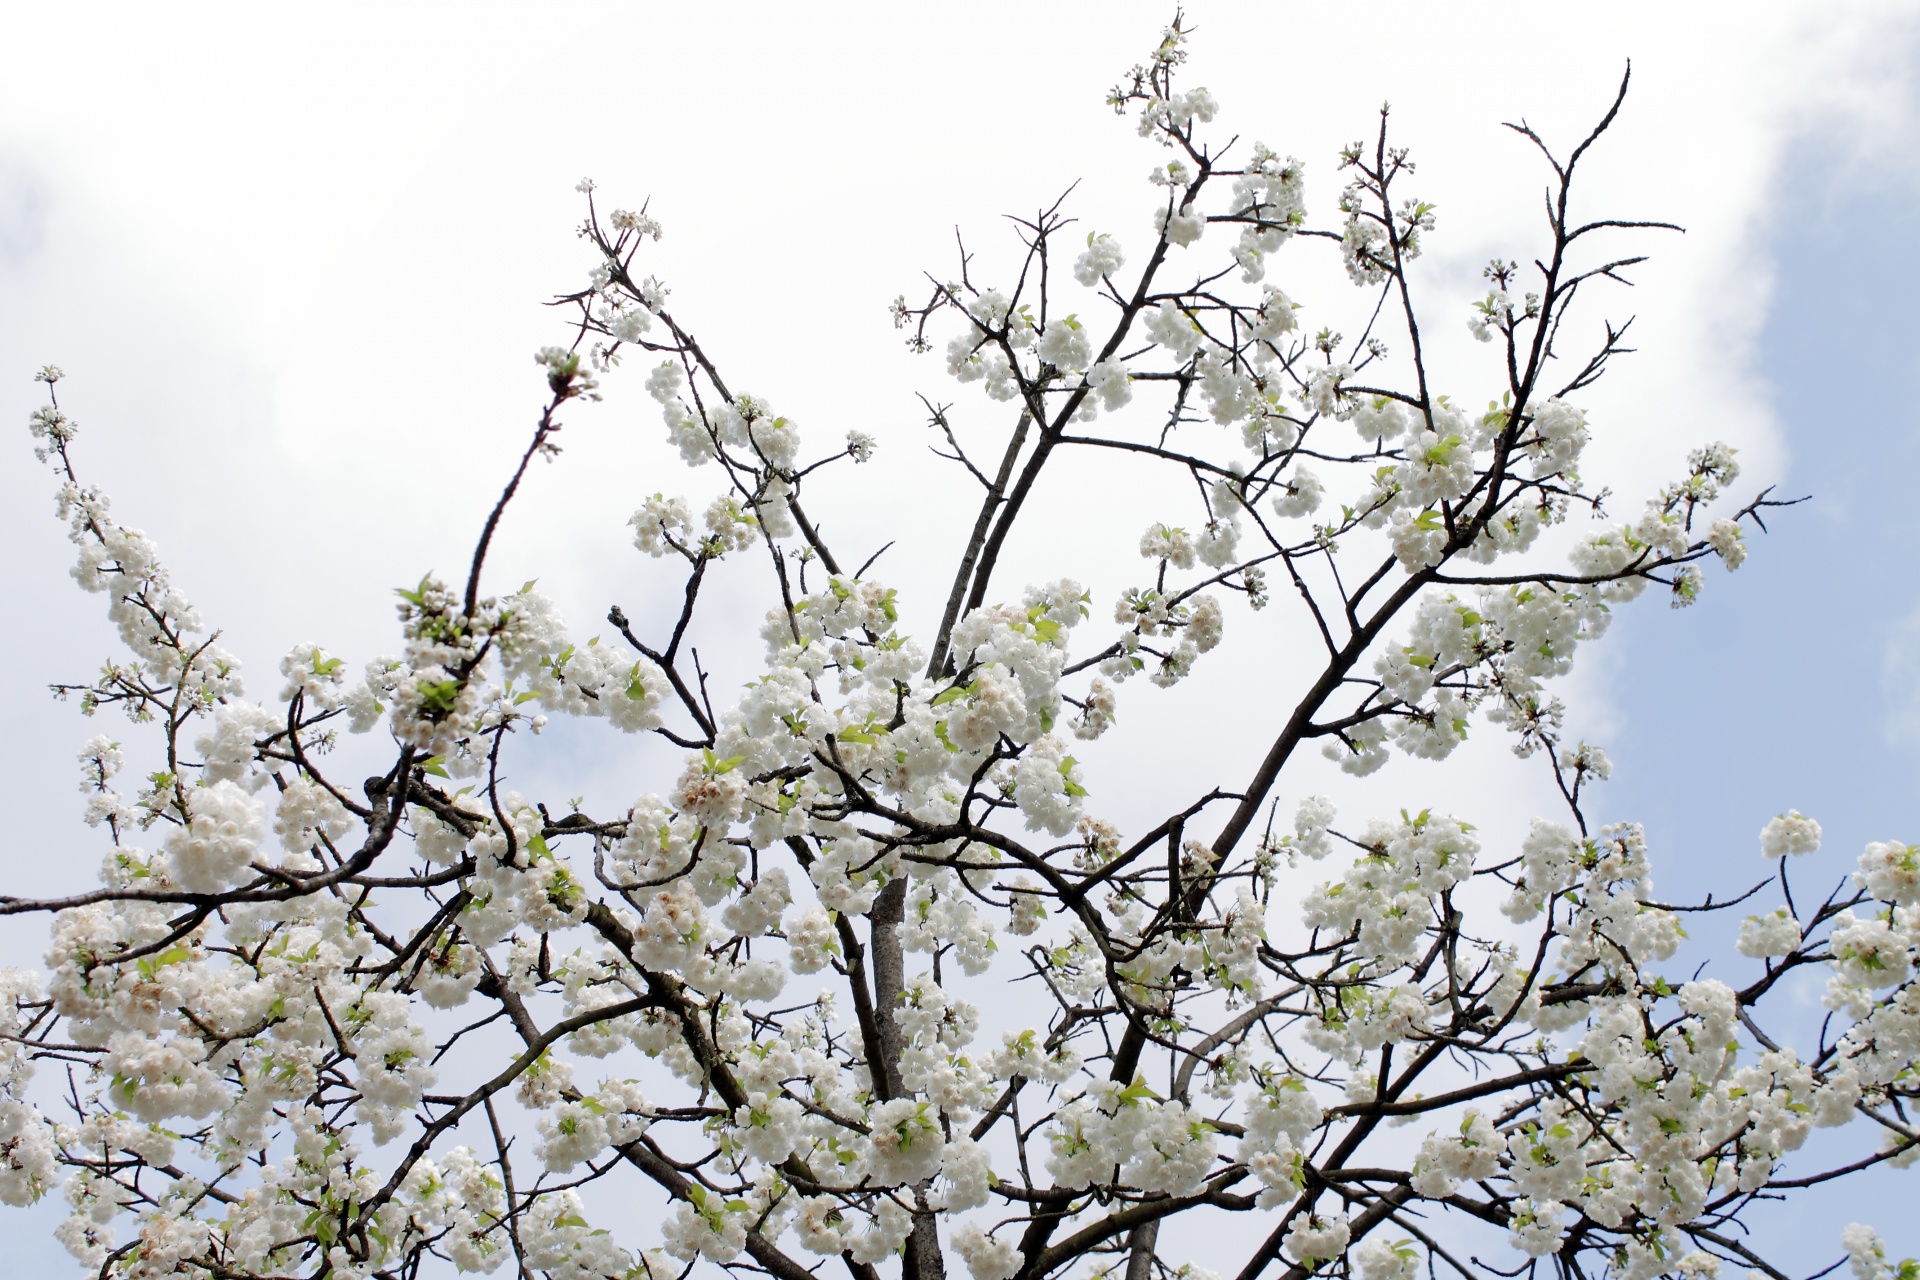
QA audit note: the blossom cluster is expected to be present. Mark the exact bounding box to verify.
[2,23,1908,1280]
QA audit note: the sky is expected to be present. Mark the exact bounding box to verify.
[1,2,1917,1275]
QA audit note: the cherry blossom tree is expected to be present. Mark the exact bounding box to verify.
[4,18,1915,1280]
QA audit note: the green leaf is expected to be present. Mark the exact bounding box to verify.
[702,749,746,775]
[136,943,194,981]
[930,683,975,708]
[417,680,464,716]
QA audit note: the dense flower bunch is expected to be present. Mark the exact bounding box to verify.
[4,20,1914,1280]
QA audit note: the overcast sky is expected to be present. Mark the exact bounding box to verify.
[2,3,1918,1274]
